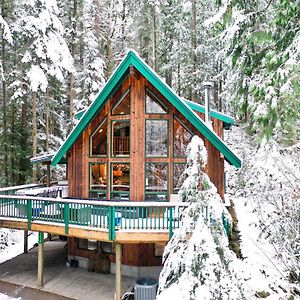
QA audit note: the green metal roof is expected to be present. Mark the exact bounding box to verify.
[52,50,241,168]
[183,99,234,129]
[31,153,67,165]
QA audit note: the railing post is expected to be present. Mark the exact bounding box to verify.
[169,207,173,239]
[27,199,32,230]
[108,206,116,241]
[64,203,70,235]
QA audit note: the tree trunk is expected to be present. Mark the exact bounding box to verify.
[191,0,197,102]
[32,91,37,182]
[151,4,157,71]
[19,100,28,185]
[1,4,8,185]
[68,0,78,128]
[45,88,50,152]
[121,0,126,53]
[10,101,15,184]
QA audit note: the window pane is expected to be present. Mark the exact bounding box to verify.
[112,121,130,156]
[112,164,130,192]
[146,120,168,157]
[146,90,167,114]
[174,118,193,157]
[90,119,107,156]
[112,90,130,115]
[145,163,168,192]
[173,163,187,193]
[78,239,98,251]
[90,164,107,199]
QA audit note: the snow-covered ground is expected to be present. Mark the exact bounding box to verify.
[0,294,20,300]
[0,229,38,264]
[0,229,38,300]
[225,125,300,299]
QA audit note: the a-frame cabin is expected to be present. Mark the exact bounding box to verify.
[51,50,241,277]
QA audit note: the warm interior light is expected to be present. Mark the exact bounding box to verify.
[99,128,103,133]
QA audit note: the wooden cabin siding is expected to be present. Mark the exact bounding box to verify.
[67,68,225,267]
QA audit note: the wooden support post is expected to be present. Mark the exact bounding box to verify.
[38,232,44,288]
[115,243,122,300]
[46,163,51,241]
[24,230,28,254]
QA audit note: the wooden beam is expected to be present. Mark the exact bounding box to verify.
[115,243,122,300]
[0,219,171,243]
[37,232,44,287]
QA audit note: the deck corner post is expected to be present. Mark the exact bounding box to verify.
[38,231,44,288]
[108,207,116,241]
[115,243,122,300]
[64,203,70,235]
[27,199,32,230]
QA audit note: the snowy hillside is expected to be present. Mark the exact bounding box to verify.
[225,125,300,299]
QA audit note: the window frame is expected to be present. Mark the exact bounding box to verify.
[145,118,169,158]
[110,119,131,158]
[110,162,130,200]
[145,88,168,115]
[144,162,169,202]
[173,115,194,158]
[88,162,108,199]
[111,88,131,116]
[89,117,108,158]
[77,238,99,251]
[172,162,188,194]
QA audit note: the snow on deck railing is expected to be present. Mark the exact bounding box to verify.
[0,183,46,195]
[0,195,189,241]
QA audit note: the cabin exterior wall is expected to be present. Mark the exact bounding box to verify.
[67,68,225,267]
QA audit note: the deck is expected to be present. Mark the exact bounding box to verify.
[0,187,188,243]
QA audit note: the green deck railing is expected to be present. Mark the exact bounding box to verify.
[0,196,189,240]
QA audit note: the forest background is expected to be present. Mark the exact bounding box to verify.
[0,0,299,186]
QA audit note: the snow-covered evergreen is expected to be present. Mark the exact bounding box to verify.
[157,136,249,300]
[225,126,300,294]
[0,15,12,79]
[210,0,300,143]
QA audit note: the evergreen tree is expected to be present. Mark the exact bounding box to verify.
[157,136,249,299]
[211,0,300,144]
[13,0,74,180]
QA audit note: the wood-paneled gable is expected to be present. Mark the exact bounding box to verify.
[67,67,225,266]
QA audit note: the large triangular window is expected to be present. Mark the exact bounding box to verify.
[112,89,130,115]
[174,117,193,157]
[145,89,168,114]
[90,118,107,156]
